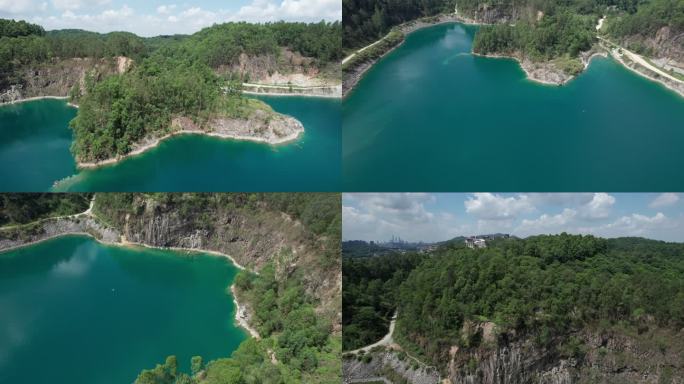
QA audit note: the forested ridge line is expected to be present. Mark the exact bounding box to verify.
[343,233,684,372]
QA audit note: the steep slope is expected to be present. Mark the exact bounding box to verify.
[343,234,684,383]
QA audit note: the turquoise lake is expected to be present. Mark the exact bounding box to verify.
[0,235,245,384]
[343,23,684,191]
[0,96,340,192]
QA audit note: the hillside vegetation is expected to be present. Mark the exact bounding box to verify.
[0,193,91,226]
[343,234,684,378]
[84,193,342,384]
[343,0,683,67]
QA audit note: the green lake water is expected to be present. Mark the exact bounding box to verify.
[0,235,245,384]
[0,96,340,192]
[343,23,684,191]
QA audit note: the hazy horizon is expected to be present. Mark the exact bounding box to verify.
[0,0,341,37]
[343,193,684,243]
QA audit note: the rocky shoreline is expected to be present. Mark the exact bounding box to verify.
[76,111,304,169]
[242,83,342,98]
[343,12,682,96]
[476,50,608,85]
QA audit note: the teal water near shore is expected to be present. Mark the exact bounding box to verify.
[0,235,245,384]
[0,99,77,191]
[343,23,684,191]
[0,96,340,191]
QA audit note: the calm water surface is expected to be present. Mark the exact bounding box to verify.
[0,236,245,384]
[343,23,684,191]
[0,96,340,191]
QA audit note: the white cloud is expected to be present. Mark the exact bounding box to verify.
[156,4,176,14]
[235,0,340,22]
[347,193,435,224]
[649,193,679,209]
[464,193,535,220]
[0,0,37,14]
[515,208,578,236]
[51,0,110,11]
[16,0,339,36]
[589,212,673,238]
[343,193,464,242]
[526,193,594,207]
[579,193,615,220]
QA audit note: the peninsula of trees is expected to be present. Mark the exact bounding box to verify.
[1,19,342,164]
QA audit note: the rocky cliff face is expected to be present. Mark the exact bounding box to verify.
[95,194,341,327]
[0,57,125,103]
[217,48,338,87]
[460,4,535,25]
[621,27,684,64]
[446,327,684,384]
[343,351,441,384]
[0,215,120,251]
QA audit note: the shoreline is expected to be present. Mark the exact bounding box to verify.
[0,95,80,108]
[344,15,683,98]
[601,42,684,98]
[343,14,484,97]
[231,285,261,339]
[474,51,608,86]
[242,83,342,98]
[1,95,65,106]
[77,127,303,170]
[243,90,340,99]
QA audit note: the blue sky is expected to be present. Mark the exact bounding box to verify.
[343,193,684,243]
[0,0,340,36]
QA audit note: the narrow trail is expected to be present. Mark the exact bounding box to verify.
[347,312,397,354]
[342,37,388,65]
[598,36,683,84]
[595,16,682,86]
[0,195,95,231]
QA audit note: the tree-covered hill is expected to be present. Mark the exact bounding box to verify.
[343,234,684,380]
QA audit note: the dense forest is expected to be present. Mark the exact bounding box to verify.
[0,193,91,226]
[342,0,455,49]
[343,252,428,350]
[69,54,229,162]
[472,11,596,71]
[343,234,684,369]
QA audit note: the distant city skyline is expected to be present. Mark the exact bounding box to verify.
[0,0,340,36]
[343,193,684,243]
